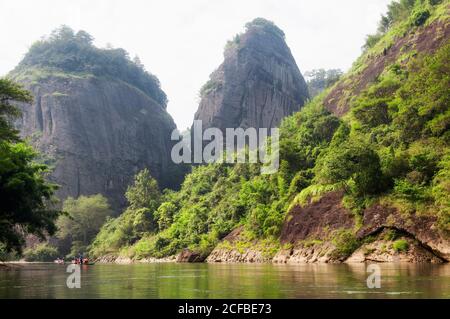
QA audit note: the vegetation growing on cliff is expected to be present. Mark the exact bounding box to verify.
[12,26,168,107]
[89,98,342,258]
[0,78,61,256]
[88,0,449,260]
[245,17,285,39]
[304,69,343,98]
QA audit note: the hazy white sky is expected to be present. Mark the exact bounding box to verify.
[0,0,391,130]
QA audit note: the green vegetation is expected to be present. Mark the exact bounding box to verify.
[0,78,32,141]
[7,1,446,262]
[23,243,59,262]
[89,96,341,259]
[363,0,446,50]
[224,34,241,52]
[245,18,285,39]
[392,239,409,252]
[199,79,223,97]
[89,169,162,257]
[56,194,111,257]
[221,17,284,57]
[331,230,361,260]
[13,25,167,107]
[305,69,343,98]
[0,78,61,254]
[88,1,449,260]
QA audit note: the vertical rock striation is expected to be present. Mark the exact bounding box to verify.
[194,18,309,133]
[13,74,180,211]
[9,28,184,211]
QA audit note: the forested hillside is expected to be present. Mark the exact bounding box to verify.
[89,0,450,263]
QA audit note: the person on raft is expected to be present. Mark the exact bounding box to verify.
[74,254,89,264]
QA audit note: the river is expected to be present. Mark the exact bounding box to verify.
[0,263,449,298]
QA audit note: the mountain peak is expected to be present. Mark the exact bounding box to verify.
[195,18,308,133]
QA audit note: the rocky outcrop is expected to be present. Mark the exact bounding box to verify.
[206,248,271,263]
[95,254,176,264]
[206,227,275,263]
[273,243,336,264]
[176,249,205,263]
[280,192,355,244]
[347,234,443,264]
[194,18,309,134]
[13,73,182,211]
[356,204,450,261]
[207,192,449,264]
[273,192,355,264]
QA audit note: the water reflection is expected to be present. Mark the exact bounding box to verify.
[0,263,449,299]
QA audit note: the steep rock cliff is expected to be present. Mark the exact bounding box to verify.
[15,74,178,210]
[10,28,183,211]
[194,18,309,132]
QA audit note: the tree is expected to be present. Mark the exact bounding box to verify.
[126,169,161,211]
[245,18,285,38]
[57,194,111,255]
[15,26,168,107]
[0,78,32,141]
[49,25,75,41]
[133,55,144,70]
[0,78,60,253]
[155,202,177,230]
[378,15,392,33]
[75,30,94,46]
[316,141,382,196]
[304,69,343,97]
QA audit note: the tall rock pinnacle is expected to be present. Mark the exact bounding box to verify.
[194,18,309,133]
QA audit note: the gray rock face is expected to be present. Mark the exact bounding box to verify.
[14,74,180,211]
[194,20,309,132]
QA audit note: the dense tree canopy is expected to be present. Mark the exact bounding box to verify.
[245,18,285,38]
[15,25,167,107]
[0,78,60,254]
[57,194,111,256]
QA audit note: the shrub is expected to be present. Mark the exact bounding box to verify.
[199,79,222,97]
[428,0,442,5]
[132,237,154,259]
[224,34,241,52]
[0,243,19,261]
[392,239,409,252]
[245,18,285,38]
[363,33,383,50]
[383,229,400,241]
[23,244,59,262]
[331,230,361,260]
[315,141,383,196]
[394,179,430,201]
[411,9,430,27]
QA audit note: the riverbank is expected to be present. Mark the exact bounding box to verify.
[94,254,177,264]
[94,192,450,265]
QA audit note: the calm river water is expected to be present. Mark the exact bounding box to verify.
[0,263,449,298]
